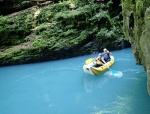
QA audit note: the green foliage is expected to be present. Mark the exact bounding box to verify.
[136,0,144,15]
[0,0,124,66]
[89,11,112,27]
[21,1,32,6]
[0,10,35,46]
[51,2,70,12]
[32,38,48,48]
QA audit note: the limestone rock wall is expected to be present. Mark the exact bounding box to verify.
[0,1,126,66]
[121,0,150,94]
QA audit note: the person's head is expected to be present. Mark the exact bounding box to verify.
[98,53,102,58]
[98,53,102,56]
[103,48,107,52]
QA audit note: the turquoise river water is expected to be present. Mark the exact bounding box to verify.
[0,48,150,114]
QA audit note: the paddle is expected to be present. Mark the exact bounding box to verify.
[103,64,118,74]
[87,58,103,65]
[85,58,93,65]
[108,67,118,74]
[96,60,118,74]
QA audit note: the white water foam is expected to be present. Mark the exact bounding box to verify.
[105,70,123,78]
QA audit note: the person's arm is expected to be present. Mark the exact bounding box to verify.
[101,57,110,68]
[101,57,106,64]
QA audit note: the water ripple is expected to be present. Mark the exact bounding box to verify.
[105,71,123,78]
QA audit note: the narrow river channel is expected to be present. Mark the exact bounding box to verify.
[0,48,149,114]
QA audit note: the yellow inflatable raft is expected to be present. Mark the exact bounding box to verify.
[83,56,114,75]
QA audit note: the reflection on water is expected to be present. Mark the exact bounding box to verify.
[84,75,108,93]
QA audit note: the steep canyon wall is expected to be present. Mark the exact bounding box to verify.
[122,0,150,94]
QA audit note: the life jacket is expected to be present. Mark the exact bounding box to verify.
[102,52,110,62]
[96,59,103,65]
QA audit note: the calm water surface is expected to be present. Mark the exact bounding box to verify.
[0,48,150,114]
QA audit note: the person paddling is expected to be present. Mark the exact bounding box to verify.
[93,53,107,67]
[102,48,111,62]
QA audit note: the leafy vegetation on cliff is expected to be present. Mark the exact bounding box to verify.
[0,0,124,66]
[122,0,150,94]
[122,0,150,65]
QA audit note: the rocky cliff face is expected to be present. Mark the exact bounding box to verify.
[0,1,129,66]
[122,0,150,94]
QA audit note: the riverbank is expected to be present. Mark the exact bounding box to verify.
[0,0,130,66]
